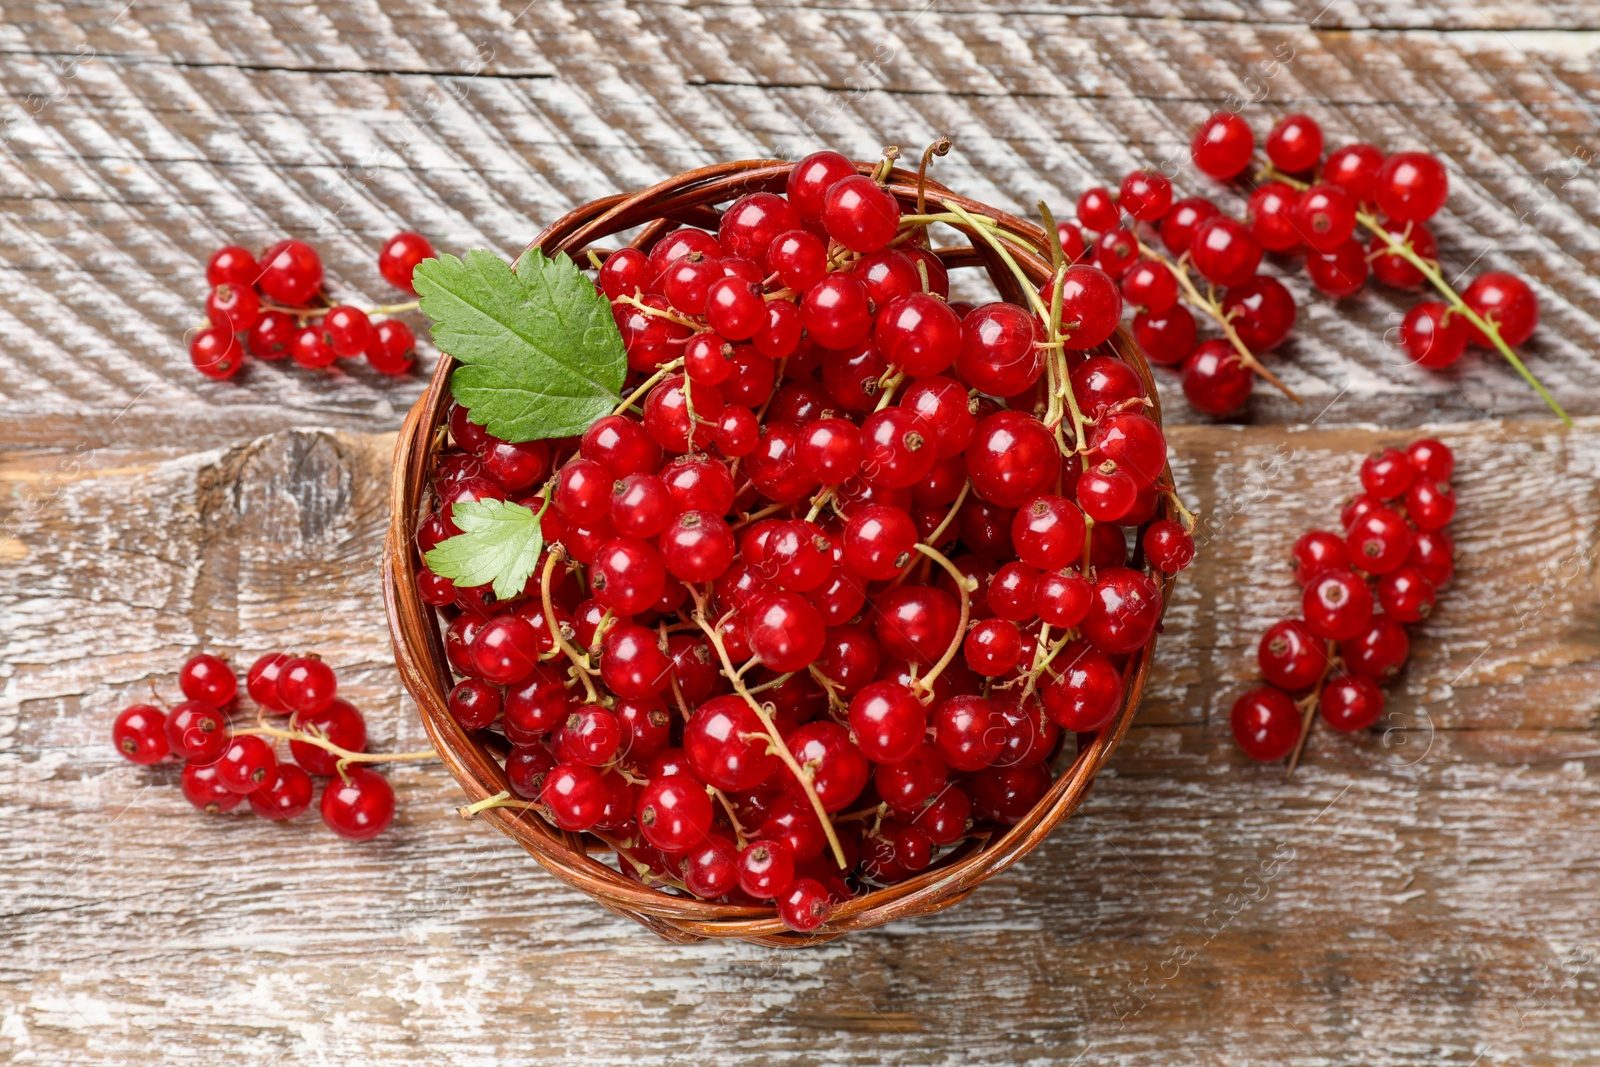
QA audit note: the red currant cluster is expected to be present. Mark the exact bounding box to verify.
[1187,111,1560,419]
[1067,166,1300,417]
[111,651,429,839]
[1230,439,1457,767]
[417,150,1189,931]
[189,232,436,381]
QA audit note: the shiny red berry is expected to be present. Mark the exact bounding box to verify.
[1231,687,1299,761]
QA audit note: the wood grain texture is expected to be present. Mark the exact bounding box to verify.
[2,0,1599,1063]
[4,421,1599,1065]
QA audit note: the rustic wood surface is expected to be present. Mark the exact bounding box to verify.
[2,1,1598,1063]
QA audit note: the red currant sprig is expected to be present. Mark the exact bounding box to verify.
[1230,438,1457,773]
[192,232,435,381]
[1195,111,1568,425]
[111,651,436,838]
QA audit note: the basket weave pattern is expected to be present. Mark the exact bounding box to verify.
[383,159,1175,945]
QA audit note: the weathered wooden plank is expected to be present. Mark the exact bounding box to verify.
[1,420,1596,1064]
[0,8,1598,454]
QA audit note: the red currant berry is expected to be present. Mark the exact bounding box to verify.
[1230,687,1299,761]
[289,698,367,775]
[853,249,921,308]
[447,678,502,731]
[720,192,800,267]
[540,762,607,831]
[206,245,259,287]
[1462,272,1538,347]
[113,705,169,764]
[1144,519,1195,573]
[581,415,661,478]
[873,585,961,668]
[278,656,338,716]
[1080,566,1162,654]
[206,282,260,333]
[1181,339,1253,417]
[1040,641,1124,731]
[1302,568,1375,641]
[321,305,372,358]
[1119,170,1173,221]
[598,247,649,298]
[661,455,735,514]
[1376,565,1436,623]
[1012,495,1086,570]
[1321,673,1385,732]
[746,420,817,504]
[1409,528,1454,588]
[801,273,873,349]
[1223,277,1296,352]
[990,694,1058,767]
[1292,530,1349,584]
[659,510,736,583]
[648,228,723,278]
[787,151,858,219]
[468,615,542,685]
[747,591,826,673]
[1191,111,1254,179]
[1161,197,1220,255]
[592,538,668,615]
[1405,479,1455,531]
[1120,261,1178,313]
[1323,143,1385,203]
[367,319,417,375]
[182,761,243,813]
[1341,492,1382,532]
[1360,449,1415,500]
[1375,151,1449,222]
[1406,439,1454,482]
[815,624,882,696]
[964,617,1022,677]
[781,721,869,812]
[1092,228,1137,277]
[378,231,435,294]
[681,834,739,898]
[1132,306,1197,367]
[608,473,674,539]
[966,411,1061,508]
[1075,186,1121,231]
[989,562,1039,622]
[319,767,394,840]
[1069,355,1143,419]
[1265,113,1323,173]
[876,293,962,377]
[1034,568,1092,628]
[768,229,828,291]
[247,310,295,360]
[1258,619,1328,691]
[705,277,766,340]
[685,696,776,791]
[1188,216,1262,288]
[1340,614,1410,680]
[799,417,864,485]
[1306,238,1369,298]
[1056,264,1123,350]
[842,503,917,581]
[849,682,926,764]
[1056,221,1087,260]
[191,327,244,379]
[859,407,936,489]
[635,774,714,853]
[257,239,323,306]
[216,734,278,794]
[1345,505,1413,575]
[249,763,314,820]
[1247,181,1302,252]
[957,302,1040,395]
[777,877,833,932]
[289,325,337,369]
[179,652,238,707]
[1401,303,1467,369]
[736,838,796,899]
[877,740,947,814]
[932,693,1003,771]
[481,439,551,493]
[1291,184,1356,252]
[822,175,900,253]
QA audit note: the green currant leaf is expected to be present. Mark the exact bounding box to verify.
[414,248,626,442]
[423,498,546,603]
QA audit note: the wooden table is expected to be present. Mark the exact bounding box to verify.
[3,2,1597,1063]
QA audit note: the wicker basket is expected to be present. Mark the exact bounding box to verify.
[383,159,1176,945]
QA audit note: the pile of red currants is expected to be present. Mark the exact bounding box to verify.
[111,651,417,840]
[189,232,436,380]
[416,150,1191,931]
[1231,439,1456,765]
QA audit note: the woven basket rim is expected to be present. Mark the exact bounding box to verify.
[383,157,1177,945]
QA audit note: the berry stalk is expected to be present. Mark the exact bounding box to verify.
[234,722,437,778]
[689,587,849,869]
[1134,236,1302,403]
[1284,640,1338,779]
